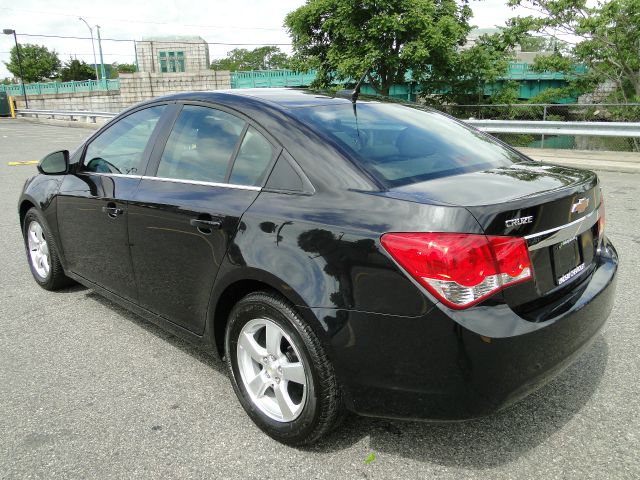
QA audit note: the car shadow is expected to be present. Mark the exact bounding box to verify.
[83,290,227,375]
[311,335,609,469]
[81,288,608,469]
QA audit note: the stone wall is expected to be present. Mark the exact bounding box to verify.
[117,71,230,104]
[11,71,231,113]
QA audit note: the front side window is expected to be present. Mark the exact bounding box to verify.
[229,127,274,186]
[156,105,246,183]
[83,105,166,175]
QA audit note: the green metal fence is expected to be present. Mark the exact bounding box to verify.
[230,63,586,101]
[0,79,120,96]
[231,70,318,89]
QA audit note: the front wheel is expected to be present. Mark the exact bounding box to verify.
[22,208,73,290]
[225,292,344,445]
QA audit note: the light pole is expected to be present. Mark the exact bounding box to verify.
[95,25,106,82]
[2,28,28,108]
[78,17,99,81]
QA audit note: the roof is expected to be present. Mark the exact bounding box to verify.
[227,88,358,108]
[157,88,363,110]
[139,35,207,43]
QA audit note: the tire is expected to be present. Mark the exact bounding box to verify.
[225,291,344,445]
[22,208,73,290]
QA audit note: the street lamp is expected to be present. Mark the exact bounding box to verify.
[95,25,106,82]
[2,29,28,108]
[78,17,99,81]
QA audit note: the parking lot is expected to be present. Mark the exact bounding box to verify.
[1,119,639,479]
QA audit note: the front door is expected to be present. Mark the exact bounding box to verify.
[128,104,277,333]
[56,105,168,301]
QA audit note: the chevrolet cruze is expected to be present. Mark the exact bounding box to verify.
[19,89,618,445]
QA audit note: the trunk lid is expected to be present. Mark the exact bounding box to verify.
[384,161,602,316]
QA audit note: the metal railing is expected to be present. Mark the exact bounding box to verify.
[15,108,116,123]
[13,107,640,151]
[0,79,120,96]
[466,119,640,138]
[442,103,640,151]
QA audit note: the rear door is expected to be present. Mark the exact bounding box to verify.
[128,103,278,334]
[56,104,169,301]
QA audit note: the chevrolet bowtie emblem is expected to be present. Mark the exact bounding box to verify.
[571,197,589,214]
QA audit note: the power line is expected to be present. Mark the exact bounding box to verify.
[15,33,292,46]
[0,51,136,57]
[0,7,285,31]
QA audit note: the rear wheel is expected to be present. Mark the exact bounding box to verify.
[225,292,344,445]
[22,208,73,290]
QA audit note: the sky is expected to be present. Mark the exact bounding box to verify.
[0,0,531,79]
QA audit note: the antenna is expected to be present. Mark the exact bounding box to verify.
[351,68,371,104]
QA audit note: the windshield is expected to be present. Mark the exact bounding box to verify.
[291,103,523,187]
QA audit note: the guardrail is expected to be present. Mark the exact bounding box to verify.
[465,119,640,138]
[13,108,640,138]
[15,109,116,123]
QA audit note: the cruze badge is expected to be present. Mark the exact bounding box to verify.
[571,197,589,214]
[505,215,533,228]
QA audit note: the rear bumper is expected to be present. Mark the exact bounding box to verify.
[311,237,618,420]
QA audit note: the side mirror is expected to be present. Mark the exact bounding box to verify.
[38,150,69,175]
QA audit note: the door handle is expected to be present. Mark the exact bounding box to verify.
[190,218,222,234]
[102,204,124,218]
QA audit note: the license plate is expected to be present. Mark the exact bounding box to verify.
[553,237,583,285]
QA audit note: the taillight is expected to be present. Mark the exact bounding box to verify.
[381,233,532,309]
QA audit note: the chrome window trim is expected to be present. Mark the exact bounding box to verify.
[82,172,143,179]
[140,175,262,191]
[525,208,599,251]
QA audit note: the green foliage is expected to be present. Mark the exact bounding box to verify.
[59,58,96,82]
[506,0,640,102]
[211,46,291,71]
[518,34,567,53]
[422,33,514,105]
[4,43,61,83]
[109,63,137,78]
[364,453,376,464]
[284,0,472,96]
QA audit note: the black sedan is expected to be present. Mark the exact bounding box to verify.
[19,89,618,445]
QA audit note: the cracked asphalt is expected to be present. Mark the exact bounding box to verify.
[1,119,638,479]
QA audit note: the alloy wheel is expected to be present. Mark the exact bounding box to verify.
[236,318,308,422]
[27,220,50,279]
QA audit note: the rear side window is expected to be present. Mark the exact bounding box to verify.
[291,103,523,187]
[83,105,165,175]
[157,105,246,183]
[229,127,274,186]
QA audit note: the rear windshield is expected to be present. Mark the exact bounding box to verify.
[291,103,523,187]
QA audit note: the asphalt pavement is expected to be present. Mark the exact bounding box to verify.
[0,119,638,479]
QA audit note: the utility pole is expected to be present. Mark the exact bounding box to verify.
[78,17,99,81]
[2,29,28,108]
[96,25,106,82]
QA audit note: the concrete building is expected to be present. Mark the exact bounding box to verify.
[462,28,552,63]
[135,36,210,73]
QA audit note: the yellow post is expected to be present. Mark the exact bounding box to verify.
[8,96,16,118]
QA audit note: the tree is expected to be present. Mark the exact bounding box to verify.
[59,58,96,82]
[211,46,291,71]
[422,33,514,105]
[506,0,640,102]
[4,44,61,83]
[109,63,137,78]
[284,0,472,96]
